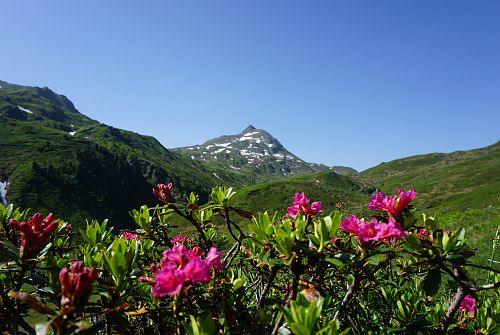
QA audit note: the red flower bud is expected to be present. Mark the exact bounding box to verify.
[152,183,175,204]
[59,261,97,314]
[10,213,58,260]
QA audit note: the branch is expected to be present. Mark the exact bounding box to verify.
[256,267,278,310]
[470,280,500,292]
[439,285,465,334]
[333,274,360,321]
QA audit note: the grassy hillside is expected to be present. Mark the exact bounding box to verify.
[361,141,500,214]
[361,141,500,270]
[230,171,375,219]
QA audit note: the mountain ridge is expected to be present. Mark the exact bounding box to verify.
[174,124,335,183]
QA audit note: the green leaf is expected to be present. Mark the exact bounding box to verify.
[364,253,388,266]
[404,233,423,252]
[325,257,345,268]
[232,277,246,291]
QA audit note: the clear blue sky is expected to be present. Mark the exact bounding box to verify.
[1,1,499,171]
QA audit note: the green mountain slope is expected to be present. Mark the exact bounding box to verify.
[361,141,500,213]
[0,81,220,229]
[361,142,500,265]
[230,171,375,219]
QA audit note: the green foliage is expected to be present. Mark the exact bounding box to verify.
[1,188,500,334]
[283,293,324,335]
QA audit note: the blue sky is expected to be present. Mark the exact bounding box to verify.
[1,1,499,171]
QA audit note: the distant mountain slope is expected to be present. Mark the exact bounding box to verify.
[361,141,500,214]
[0,80,220,229]
[231,171,375,218]
[174,125,331,183]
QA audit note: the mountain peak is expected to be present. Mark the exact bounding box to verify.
[241,125,256,133]
[174,125,330,182]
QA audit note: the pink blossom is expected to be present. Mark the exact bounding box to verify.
[340,216,407,244]
[170,235,187,244]
[183,257,212,283]
[205,246,223,269]
[368,189,416,219]
[153,263,187,297]
[309,201,324,215]
[122,231,140,240]
[417,228,429,239]
[340,215,362,236]
[394,189,416,215]
[368,192,397,214]
[163,244,190,268]
[151,245,223,298]
[375,218,407,240]
[357,219,379,243]
[287,192,324,218]
[153,183,175,204]
[459,294,476,316]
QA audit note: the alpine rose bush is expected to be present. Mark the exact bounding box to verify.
[0,185,499,335]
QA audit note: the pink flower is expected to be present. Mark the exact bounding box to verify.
[153,262,187,297]
[309,201,324,215]
[368,189,416,220]
[205,246,223,270]
[183,257,211,283]
[170,235,187,244]
[163,244,191,268]
[368,192,397,214]
[340,215,362,236]
[287,193,324,218]
[10,213,59,260]
[153,183,175,204]
[375,218,407,240]
[459,294,476,316]
[394,189,416,215]
[59,261,98,314]
[122,231,140,240]
[151,245,223,298]
[357,219,379,243]
[417,228,429,239]
[340,216,407,244]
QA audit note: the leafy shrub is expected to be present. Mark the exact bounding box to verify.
[0,185,499,334]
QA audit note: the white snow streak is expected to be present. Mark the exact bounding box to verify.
[17,106,33,114]
[0,180,8,207]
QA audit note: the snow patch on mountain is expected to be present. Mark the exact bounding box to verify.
[17,106,33,114]
[174,125,332,181]
[0,180,8,207]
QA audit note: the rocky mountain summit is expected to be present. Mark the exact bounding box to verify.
[174,125,331,182]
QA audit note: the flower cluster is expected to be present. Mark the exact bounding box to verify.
[368,189,416,220]
[59,261,98,314]
[122,231,140,240]
[340,215,407,244]
[153,183,175,204]
[149,244,222,298]
[287,193,324,218]
[10,213,59,260]
[459,294,476,316]
[170,235,188,244]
